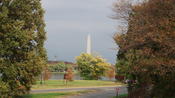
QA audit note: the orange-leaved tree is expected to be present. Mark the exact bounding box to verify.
[113,0,175,97]
[63,67,74,85]
[106,66,115,80]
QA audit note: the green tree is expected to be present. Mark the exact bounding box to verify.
[115,59,128,80]
[113,0,175,97]
[0,0,46,97]
[76,53,110,80]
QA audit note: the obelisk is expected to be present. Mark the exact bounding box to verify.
[86,34,91,54]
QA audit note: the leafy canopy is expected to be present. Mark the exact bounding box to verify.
[0,0,46,97]
[114,0,175,97]
[76,53,111,80]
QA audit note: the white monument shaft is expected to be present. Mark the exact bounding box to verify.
[86,34,91,54]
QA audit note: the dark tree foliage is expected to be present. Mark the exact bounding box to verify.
[114,0,175,97]
[0,0,47,97]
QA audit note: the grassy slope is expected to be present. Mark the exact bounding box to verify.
[32,80,122,90]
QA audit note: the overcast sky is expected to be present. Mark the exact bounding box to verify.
[41,0,120,64]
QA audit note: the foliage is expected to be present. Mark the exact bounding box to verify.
[106,66,115,80]
[64,68,74,82]
[39,66,51,85]
[0,79,9,97]
[0,0,46,97]
[115,59,128,79]
[43,67,51,81]
[76,53,111,80]
[113,0,175,97]
[48,62,71,72]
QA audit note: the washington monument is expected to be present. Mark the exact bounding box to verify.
[86,34,91,54]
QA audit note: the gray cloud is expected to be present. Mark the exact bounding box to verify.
[41,0,119,64]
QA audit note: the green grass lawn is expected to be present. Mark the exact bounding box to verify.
[22,90,94,98]
[32,80,122,90]
[113,94,128,98]
[22,92,71,98]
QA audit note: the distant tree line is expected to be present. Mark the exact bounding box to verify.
[48,62,72,72]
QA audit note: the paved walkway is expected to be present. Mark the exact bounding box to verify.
[67,86,127,98]
[31,86,128,98]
